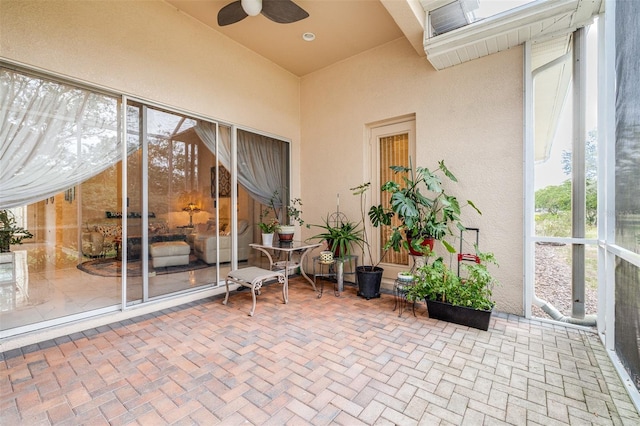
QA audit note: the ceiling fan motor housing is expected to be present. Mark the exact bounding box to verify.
[218,0,309,26]
[241,0,262,16]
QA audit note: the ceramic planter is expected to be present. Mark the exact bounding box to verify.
[277,225,295,242]
[426,299,492,331]
[261,233,274,246]
[407,236,435,256]
[319,250,334,263]
[396,272,414,283]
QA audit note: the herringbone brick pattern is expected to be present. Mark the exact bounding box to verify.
[1,277,639,425]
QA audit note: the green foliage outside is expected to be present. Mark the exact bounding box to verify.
[535,129,598,236]
[534,130,599,293]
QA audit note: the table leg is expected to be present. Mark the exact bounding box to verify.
[298,248,318,293]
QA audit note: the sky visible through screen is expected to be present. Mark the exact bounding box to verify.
[535,23,599,191]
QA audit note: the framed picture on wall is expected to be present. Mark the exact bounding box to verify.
[211,166,232,198]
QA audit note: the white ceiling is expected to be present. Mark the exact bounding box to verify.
[164,0,424,77]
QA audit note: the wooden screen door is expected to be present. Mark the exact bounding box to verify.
[369,118,415,275]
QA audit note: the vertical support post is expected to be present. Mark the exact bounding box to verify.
[121,96,128,309]
[572,27,587,319]
[524,41,535,319]
[141,106,149,302]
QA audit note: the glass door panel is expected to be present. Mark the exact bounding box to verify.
[144,107,216,298]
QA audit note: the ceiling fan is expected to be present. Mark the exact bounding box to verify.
[217,0,309,26]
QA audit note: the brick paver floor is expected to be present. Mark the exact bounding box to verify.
[1,277,639,425]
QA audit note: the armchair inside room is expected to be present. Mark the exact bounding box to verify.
[81,222,122,258]
[193,219,252,264]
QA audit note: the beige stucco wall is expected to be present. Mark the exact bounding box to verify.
[1,1,524,315]
[0,0,302,193]
[300,39,524,314]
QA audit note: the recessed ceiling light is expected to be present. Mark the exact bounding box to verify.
[302,32,315,42]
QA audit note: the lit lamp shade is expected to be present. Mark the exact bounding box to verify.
[183,202,201,226]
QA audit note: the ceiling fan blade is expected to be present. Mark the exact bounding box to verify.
[218,1,248,26]
[261,0,309,24]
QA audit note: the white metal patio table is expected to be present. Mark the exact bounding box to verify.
[250,241,322,295]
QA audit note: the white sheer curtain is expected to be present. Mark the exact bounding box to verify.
[0,68,121,208]
[195,122,288,208]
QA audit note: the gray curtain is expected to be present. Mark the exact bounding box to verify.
[0,67,122,208]
[195,122,288,210]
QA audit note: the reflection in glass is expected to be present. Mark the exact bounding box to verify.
[143,107,218,299]
[0,67,123,333]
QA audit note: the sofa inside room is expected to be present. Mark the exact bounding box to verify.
[192,219,252,264]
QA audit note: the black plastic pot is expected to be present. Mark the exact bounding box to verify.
[426,299,492,331]
[356,266,383,300]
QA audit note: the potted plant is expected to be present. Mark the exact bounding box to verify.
[407,249,498,330]
[396,271,415,283]
[351,183,392,299]
[0,209,33,253]
[277,197,305,242]
[258,194,280,245]
[260,191,308,242]
[371,159,481,256]
[258,214,279,246]
[310,215,364,258]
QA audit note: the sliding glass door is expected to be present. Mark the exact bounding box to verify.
[0,64,291,337]
[125,104,223,303]
[0,66,122,336]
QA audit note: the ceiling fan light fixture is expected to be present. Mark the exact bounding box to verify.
[302,32,316,42]
[241,0,262,16]
[218,0,308,26]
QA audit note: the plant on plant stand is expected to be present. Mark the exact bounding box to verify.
[310,215,364,258]
[372,159,482,256]
[406,249,499,330]
[0,209,33,253]
[351,182,393,299]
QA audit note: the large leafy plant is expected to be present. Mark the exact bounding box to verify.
[370,159,481,254]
